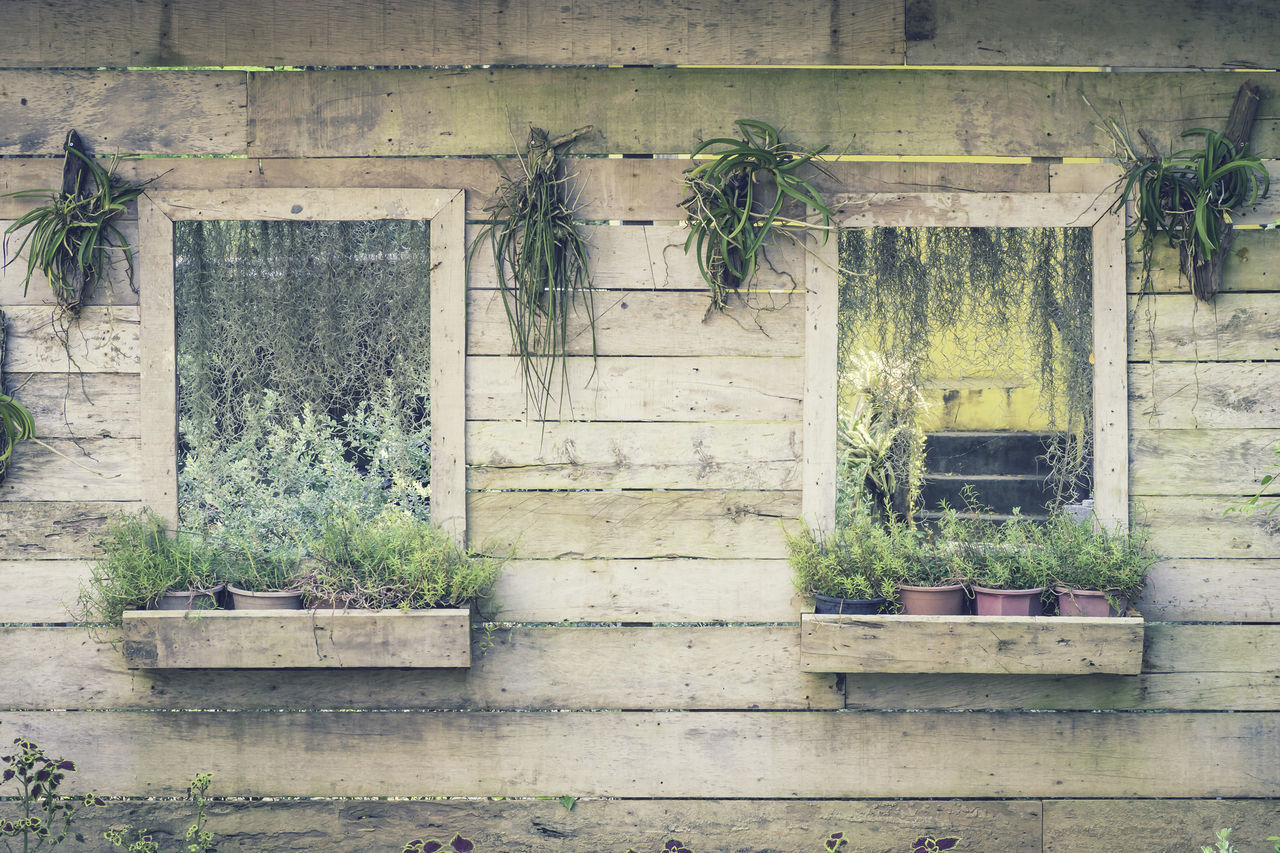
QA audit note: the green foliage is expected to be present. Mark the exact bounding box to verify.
[1229,444,1280,521]
[837,350,928,525]
[301,507,504,611]
[103,774,214,853]
[470,126,596,419]
[682,119,833,310]
[0,723,105,853]
[1,133,148,312]
[839,226,1093,507]
[788,511,914,603]
[0,387,36,485]
[939,504,1054,593]
[74,511,223,628]
[1204,828,1241,853]
[1041,512,1156,602]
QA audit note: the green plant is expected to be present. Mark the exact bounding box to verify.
[103,773,214,853]
[0,389,36,486]
[1204,828,1241,853]
[0,725,105,853]
[681,119,833,310]
[74,511,223,628]
[912,837,961,853]
[302,507,503,612]
[470,125,596,419]
[788,513,905,604]
[2,131,148,312]
[403,834,475,853]
[948,508,1053,593]
[1042,511,1156,605]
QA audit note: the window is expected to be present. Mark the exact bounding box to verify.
[138,189,466,542]
[802,193,1127,532]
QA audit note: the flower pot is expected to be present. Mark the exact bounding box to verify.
[153,583,225,611]
[972,585,1045,616]
[897,583,966,615]
[1054,586,1127,617]
[227,585,304,610]
[813,594,886,615]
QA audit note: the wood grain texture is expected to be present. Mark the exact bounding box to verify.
[0,625,838,711]
[6,373,140,440]
[1137,495,1280,560]
[3,306,139,373]
[63,797,1042,853]
[802,614,1144,675]
[492,558,798,622]
[1130,429,1280,495]
[0,502,134,560]
[1044,800,1280,853]
[428,190,468,542]
[467,289,804,358]
[1139,559,1280,622]
[1129,292,1280,363]
[0,560,86,622]
[1144,623,1280,673]
[122,609,471,669]
[0,0,904,68]
[465,356,803,422]
[136,196,178,523]
[467,421,801,491]
[468,490,799,559]
[4,709,1278,798]
[246,69,1280,158]
[905,0,1280,68]
[0,219,140,305]
[0,70,246,155]
[1129,363,1280,430]
[0,437,140,501]
[1129,229,1280,295]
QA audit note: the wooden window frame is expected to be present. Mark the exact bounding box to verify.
[137,188,468,542]
[802,192,1127,533]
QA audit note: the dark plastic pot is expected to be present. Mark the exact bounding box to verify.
[972,585,1045,616]
[813,594,887,615]
[896,583,967,615]
[1054,586,1127,617]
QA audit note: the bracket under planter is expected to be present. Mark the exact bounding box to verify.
[799,613,1145,675]
[122,608,471,669]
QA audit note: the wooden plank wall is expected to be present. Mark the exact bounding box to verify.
[1,2,1280,851]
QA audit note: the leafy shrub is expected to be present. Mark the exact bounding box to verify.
[788,510,917,603]
[103,774,214,853]
[0,723,104,853]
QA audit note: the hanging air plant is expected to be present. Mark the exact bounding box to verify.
[0,310,36,485]
[2,130,148,312]
[471,125,596,420]
[681,119,834,310]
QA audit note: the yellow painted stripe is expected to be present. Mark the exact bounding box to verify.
[677,64,1103,72]
[689,153,1033,164]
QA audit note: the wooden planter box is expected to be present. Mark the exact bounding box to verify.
[122,608,471,669]
[800,613,1144,675]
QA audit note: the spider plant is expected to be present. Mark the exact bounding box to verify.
[0,390,36,485]
[681,119,833,310]
[1105,119,1269,300]
[2,130,148,312]
[470,125,596,420]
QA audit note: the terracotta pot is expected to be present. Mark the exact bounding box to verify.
[813,594,886,615]
[153,583,225,611]
[1054,587,1127,617]
[227,585,304,610]
[972,585,1045,616]
[897,583,966,615]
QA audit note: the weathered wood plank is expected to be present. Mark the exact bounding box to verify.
[1043,799,1280,853]
[0,71,246,155]
[122,609,472,669]
[467,421,801,491]
[802,614,1144,675]
[1129,292,1280,363]
[1,220,140,305]
[0,437,140,502]
[0,625,838,711]
[1139,559,1280,622]
[493,558,798,622]
[6,373,140,440]
[0,0,904,68]
[906,0,1280,68]
[4,709,1278,798]
[465,356,803,422]
[65,797,1042,853]
[1137,495,1280,560]
[3,306,139,373]
[0,501,133,560]
[1130,429,1280,495]
[0,560,85,622]
[1129,363,1280,430]
[1091,201,1128,530]
[469,490,799,560]
[247,69,1280,158]
[468,289,804,358]
[1129,229,1280,295]
[1144,623,1280,673]
[0,159,1047,222]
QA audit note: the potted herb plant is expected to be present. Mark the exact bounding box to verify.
[787,511,900,615]
[951,509,1051,617]
[300,508,503,614]
[223,542,305,610]
[75,511,225,628]
[1043,511,1156,616]
[890,506,968,615]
